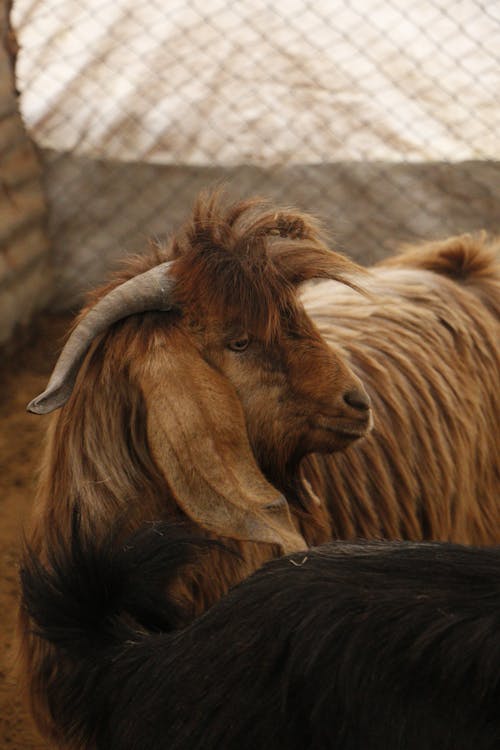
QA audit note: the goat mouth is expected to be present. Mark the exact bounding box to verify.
[314,413,373,440]
[327,424,369,438]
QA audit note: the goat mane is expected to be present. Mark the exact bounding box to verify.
[83,190,363,344]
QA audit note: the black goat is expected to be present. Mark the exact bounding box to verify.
[20,522,500,750]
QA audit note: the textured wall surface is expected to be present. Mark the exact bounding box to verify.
[13,0,500,164]
[0,0,51,344]
[41,154,500,309]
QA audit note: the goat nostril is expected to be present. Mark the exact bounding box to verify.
[343,387,371,412]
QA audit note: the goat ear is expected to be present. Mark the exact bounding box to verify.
[134,336,306,555]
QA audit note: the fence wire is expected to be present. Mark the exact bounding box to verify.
[12,0,500,306]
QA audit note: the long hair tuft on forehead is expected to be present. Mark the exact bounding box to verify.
[170,189,363,342]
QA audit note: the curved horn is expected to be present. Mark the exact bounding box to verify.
[27,261,175,415]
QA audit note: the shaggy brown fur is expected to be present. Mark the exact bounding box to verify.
[18,191,500,746]
[302,236,500,541]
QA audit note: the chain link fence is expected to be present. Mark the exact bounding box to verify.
[12,0,500,308]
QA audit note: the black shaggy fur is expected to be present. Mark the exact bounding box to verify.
[20,522,500,750]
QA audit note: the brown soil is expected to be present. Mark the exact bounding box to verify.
[0,314,71,750]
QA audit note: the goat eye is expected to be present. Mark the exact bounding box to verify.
[228,336,250,352]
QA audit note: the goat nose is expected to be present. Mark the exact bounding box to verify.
[343,387,371,412]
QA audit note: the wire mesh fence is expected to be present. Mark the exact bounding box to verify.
[11,0,500,307]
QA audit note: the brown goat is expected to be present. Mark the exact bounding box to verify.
[19,192,499,745]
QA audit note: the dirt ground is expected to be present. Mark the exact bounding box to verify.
[0,314,70,750]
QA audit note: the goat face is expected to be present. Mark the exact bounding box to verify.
[28,192,371,548]
[207,306,372,469]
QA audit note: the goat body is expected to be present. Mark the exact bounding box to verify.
[301,234,500,541]
[20,521,500,750]
[19,193,500,742]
